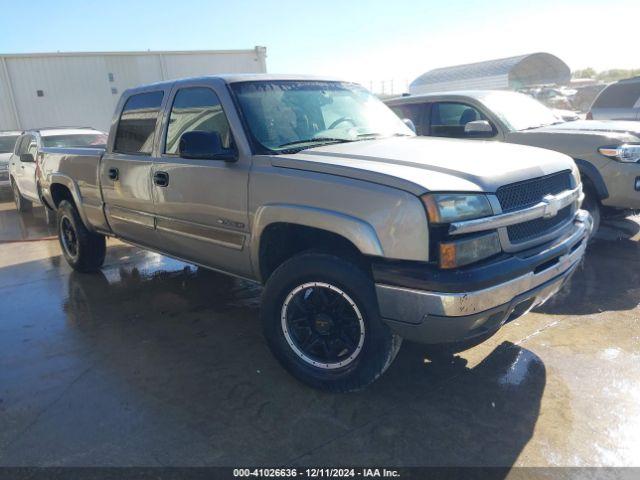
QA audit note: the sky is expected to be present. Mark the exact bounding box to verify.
[0,0,637,93]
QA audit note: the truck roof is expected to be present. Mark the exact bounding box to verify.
[385,90,520,105]
[123,73,348,94]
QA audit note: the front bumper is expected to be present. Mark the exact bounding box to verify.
[375,210,591,345]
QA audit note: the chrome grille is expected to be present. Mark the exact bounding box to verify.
[496,170,574,245]
[496,170,572,212]
[507,206,573,243]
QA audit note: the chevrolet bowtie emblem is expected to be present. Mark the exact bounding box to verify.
[542,194,562,218]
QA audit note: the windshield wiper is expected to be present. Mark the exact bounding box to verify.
[356,133,412,139]
[277,137,354,148]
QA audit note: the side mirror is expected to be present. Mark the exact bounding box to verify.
[20,153,35,163]
[464,120,494,137]
[178,131,237,161]
[402,118,417,134]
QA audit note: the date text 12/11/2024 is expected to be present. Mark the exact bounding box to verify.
[233,468,401,478]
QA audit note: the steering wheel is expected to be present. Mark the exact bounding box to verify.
[328,117,356,129]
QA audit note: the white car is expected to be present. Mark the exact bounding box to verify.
[9,127,107,216]
[0,131,21,189]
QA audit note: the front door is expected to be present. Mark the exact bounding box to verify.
[100,89,166,244]
[151,85,251,277]
[16,135,39,201]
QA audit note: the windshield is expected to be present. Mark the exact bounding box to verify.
[481,92,562,131]
[231,80,413,152]
[42,133,108,148]
[0,135,19,154]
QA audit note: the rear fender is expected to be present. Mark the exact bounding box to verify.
[48,174,94,231]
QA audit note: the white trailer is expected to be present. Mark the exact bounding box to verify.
[0,47,267,132]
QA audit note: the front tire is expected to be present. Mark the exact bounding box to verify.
[261,252,402,392]
[582,184,601,237]
[57,200,106,272]
[12,181,32,212]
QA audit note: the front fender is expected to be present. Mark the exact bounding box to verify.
[250,204,384,275]
[574,159,609,200]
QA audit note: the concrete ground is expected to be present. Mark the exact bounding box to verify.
[0,194,639,468]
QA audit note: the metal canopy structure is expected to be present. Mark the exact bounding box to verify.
[410,52,570,94]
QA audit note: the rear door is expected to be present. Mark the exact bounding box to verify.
[151,83,252,277]
[100,89,168,245]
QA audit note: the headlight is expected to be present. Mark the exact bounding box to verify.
[598,144,640,163]
[421,193,493,223]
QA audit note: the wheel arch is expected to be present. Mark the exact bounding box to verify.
[48,175,93,230]
[574,159,608,200]
[252,204,384,283]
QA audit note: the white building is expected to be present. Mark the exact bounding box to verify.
[0,47,267,132]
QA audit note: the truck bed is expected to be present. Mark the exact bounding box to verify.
[39,147,109,232]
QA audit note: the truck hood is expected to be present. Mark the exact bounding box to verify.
[527,120,640,139]
[272,136,576,195]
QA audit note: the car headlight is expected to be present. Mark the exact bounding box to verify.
[598,144,640,163]
[421,193,493,223]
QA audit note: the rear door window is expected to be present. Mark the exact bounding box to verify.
[113,91,164,155]
[593,81,640,109]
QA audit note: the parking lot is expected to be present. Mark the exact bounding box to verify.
[0,193,638,468]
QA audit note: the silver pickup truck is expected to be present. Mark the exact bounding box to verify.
[38,74,591,391]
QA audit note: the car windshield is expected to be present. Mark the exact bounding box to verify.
[480,91,563,131]
[231,80,414,153]
[0,135,19,154]
[42,133,108,148]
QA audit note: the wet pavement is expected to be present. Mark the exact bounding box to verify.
[0,191,639,467]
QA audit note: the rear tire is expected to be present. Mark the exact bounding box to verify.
[261,252,402,392]
[57,200,106,273]
[12,180,32,212]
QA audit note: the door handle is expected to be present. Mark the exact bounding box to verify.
[108,167,119,181]
[153,171,169,187]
